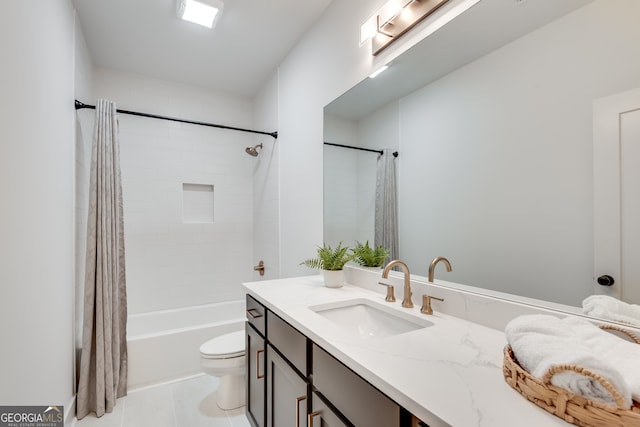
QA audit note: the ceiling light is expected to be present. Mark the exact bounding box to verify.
[177,0,224,28]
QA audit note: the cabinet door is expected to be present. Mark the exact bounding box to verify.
[266,344,309,427]
[308,392,352,427]
[312,344,400,427]
[246,323,266,427]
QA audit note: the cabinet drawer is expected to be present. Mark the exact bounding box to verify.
[267,311,308,376]
[309,391,352,427]
[246,294,266,336]
[312,344,400,427]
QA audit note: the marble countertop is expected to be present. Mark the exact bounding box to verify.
[243,275,571,427]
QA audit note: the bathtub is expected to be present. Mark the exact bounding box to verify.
[127,300,245,390]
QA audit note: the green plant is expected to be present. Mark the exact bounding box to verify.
[351,241,389,268]
[300,242,354,271]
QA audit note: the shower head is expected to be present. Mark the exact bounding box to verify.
[245,143,263,157]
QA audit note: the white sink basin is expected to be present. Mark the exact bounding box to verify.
[309,298,433,339]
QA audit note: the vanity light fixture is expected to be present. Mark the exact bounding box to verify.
[177,0,224,29]
[360,0,450,55]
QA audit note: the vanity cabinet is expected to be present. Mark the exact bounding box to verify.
[245,293,426,427]
[266,310,308,376]
[265,310,310,426]
[266,344,309,427]
[246,295,266,427]
[312,344,401,427]
[308,391,351,427]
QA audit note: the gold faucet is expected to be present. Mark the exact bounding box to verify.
[381,260,413,308]
[428,256,452,282]
[421,295,444,315]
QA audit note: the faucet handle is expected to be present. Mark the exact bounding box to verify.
[421,295,444,315]
[378,281,396,303]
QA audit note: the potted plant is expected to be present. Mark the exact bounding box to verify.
[351,241,389,269]
[300,242,354,288]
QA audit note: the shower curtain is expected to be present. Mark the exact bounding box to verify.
[374,149,398,264]
[77,99,128,419]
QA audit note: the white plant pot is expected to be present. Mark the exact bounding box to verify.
[323,270,344,288]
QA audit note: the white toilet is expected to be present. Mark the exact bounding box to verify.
[199,330,246,410]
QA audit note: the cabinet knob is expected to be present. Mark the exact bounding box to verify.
[597,275,615,286]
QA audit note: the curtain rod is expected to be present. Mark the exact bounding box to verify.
[324,141,398,157]
[75,100,278,139]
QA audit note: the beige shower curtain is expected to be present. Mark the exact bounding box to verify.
[375,148,398,265]
[77,99,128,419]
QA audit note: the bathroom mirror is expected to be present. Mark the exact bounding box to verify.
[323,0,640,320]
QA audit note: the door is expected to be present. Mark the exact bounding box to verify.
[266,344,308,427]
[593,88,640,304]
[246,323,266,427]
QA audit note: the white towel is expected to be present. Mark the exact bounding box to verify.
[505,314,640,408]
[582,295,640,327]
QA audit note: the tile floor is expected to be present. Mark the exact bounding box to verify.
[74,375,251,427]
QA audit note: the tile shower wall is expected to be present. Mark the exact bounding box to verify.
[118,115,254,314]
[251,74,280,279]
[91,69,255,314]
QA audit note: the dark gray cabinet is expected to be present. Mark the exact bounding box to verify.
[246,323,265,427]
[308,391,351,427]
[245,293,426,427]
[266,344,309,427]
[312,344,400,427]
[265,310,310,426]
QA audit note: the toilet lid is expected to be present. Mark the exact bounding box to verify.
[200,330,245,359]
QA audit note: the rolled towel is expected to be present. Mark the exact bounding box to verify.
[582,295,640,327]
[505,314,639,408]
[567,317,640,403]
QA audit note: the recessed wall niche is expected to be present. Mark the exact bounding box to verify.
[182,183,214,223]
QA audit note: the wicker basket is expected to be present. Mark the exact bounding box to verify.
[503,345,640,427]
[597,324,640,344]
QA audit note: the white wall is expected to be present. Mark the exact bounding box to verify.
[252,73,281,280]
[323,114,359,247]
[90,69,255,314]
[0,0,75,411]
[74,12,94,386]
[323,103,400,249]
[356,102,400,244]
[275,0,479,277]
[397,0,640,305]
[276,0,377,276]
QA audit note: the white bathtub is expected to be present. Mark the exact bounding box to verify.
[127,300,245,390]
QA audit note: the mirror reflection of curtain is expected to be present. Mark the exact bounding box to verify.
[374,149,398,264]
[77,99,128,419]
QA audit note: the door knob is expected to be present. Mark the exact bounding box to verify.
[597,275,615,286]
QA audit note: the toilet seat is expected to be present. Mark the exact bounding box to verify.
[200,330,245,359]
